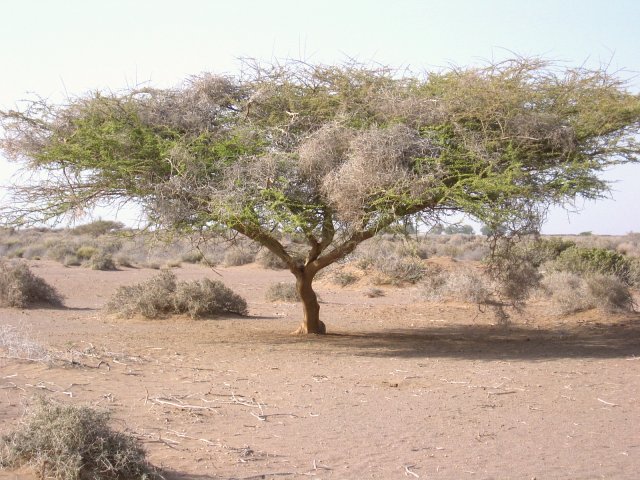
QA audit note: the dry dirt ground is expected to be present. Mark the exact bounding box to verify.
[1,260,639,480]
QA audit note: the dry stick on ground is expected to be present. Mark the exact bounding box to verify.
[404,464,420,478]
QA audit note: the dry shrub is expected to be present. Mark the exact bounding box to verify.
[0,324,50,362]
[0,397,152,480]
[173,278,248,318]
[541,272,635,315]
[423,267,491,303]
[223,248,255,266]
[89,251,116,271]
[355,239,426,284]
[442,269,492,303]
[105,270,176,318]
[364,287,385,298]
[265,282,299,302]
[257,250,288,270]
[114,255,135,268]
[180,251,204,264]
[332,270,358,287]
[0,261,64,308]
[105,270,247,319]
[375,256,426,285]
[585,274,635,313]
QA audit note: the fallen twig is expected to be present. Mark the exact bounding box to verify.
[404,464,420,478]
[597,398,620,407]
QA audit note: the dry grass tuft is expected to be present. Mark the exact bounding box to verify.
[0,260,64,308]
[0,397,153,480]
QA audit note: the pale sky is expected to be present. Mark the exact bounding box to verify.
[1,0,639,234]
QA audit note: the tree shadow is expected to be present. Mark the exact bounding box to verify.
[279,315,640,361]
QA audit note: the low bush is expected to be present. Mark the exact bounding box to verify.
[549,246,634,284]
[71,219,125,236]
[89,251,117,271]
[0,261,64,308]
[423,267,492,304]
[173,278,248,318]
[106,270,176,318]
[106,270,247,319]
[364,287,385,298]
[75,245,98,260]
[375,256,426,285]
[333,270,358,287]
[180,251,204,264]
[0,397,153,479]
[265,282,300,302]
[257,250,288,270]
[541,272,635,315]
[223,248,255,267]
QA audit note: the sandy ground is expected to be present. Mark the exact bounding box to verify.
[1,260,639,479]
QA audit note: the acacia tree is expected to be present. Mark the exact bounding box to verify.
[2,59,639,333]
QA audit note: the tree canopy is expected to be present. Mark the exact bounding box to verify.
[2,58,639,333]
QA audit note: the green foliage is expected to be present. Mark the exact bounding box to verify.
[550,246,634,284]
[444,224,474,235]
[71,220,125,236]
[3,58,640,332]
[0,397,152,480]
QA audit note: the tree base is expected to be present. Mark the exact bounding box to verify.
[291,320,327,335]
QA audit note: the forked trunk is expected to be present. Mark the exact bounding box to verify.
[292,270,326,335]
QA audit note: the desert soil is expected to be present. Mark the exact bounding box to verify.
[1,260,639,479]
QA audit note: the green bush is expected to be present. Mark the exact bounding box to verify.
[0,261,64,308]
[0,397,152,479]
[76,245,98,260]
[71,220,125,236]
[550,246,634,284]
[106,270,247,319]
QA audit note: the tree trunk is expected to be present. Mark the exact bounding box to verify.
[292,270,326,335]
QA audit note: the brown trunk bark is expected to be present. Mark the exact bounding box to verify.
[291,270,326,335]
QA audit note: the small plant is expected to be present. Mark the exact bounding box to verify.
[75,245,98,260]
[173,278,248,318]
[265,282,300,302]
[0,397,153,479]
[223,248,255,267]
[114,254,135,268]
[364,287,385,298]
[106,270,248,319]
[550,246,634,284]
[333,270,358,287]
[106,270,176,318]
[376,256,426,285]
[257,250,288,270]
[541,272,635,315]
[180,251,204,264]
[0,261,64,308]
[89,251,116,271]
